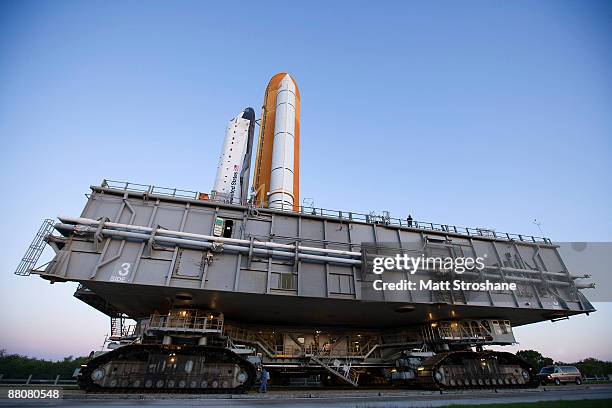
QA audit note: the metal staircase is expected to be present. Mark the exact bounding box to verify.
[310,351,360,387]
[109,316,123,341]
[15,219,55,276]
[109,316,136,341]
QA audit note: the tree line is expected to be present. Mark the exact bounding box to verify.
[516,349,612,377]
[0,349,610,380]
[0,350,88,380]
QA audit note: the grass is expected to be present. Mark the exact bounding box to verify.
[444,399,612,408]
[355,399,612,408]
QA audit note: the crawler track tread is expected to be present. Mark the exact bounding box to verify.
[78,344,256,394]
[418,350,539,390]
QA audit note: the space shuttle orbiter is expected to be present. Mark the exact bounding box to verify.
[211,107,256,205]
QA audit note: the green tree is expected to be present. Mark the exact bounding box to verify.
[517,351,612,378]
[0,350,88,380]
[574,358,612,377]
[516,349,554,371]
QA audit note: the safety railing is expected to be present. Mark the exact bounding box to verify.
[147,311,224,333]
[0,375,77,386]
[99,179,551,244]
[422,320,509,343]
[101,179,201,200]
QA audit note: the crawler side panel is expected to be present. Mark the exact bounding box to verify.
[418,351,539,389]
[43,188,593,325]
[78,344,256,393]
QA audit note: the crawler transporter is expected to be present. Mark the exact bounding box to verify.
[16,73,595,392]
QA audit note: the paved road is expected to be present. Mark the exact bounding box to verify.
[1,384,611,407]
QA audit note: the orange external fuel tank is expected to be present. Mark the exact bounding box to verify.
[252,73,300,211]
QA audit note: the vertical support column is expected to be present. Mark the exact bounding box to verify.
[266,214,275,294]
[513,242,543,308]
[491,241,520,308]
[295,216,302,295]
[372,224,385,301]
[165,202,189,286]
[347,221,359,300]
[234,209,249,291]
[442,234,457,305]
[90,193,135,279]
[419,231,433,304]
[323,219,330,298]
[554,246,585,308]
[201,206,220,289]
[396,228,413,303]
[468,237,493,306]
[130,200,160,284]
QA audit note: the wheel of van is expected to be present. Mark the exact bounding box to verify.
[575,377,582,385]
[554,378,561,386]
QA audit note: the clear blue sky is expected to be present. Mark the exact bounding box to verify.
[1,0,611,361]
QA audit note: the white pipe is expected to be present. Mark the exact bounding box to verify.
[575,282,596,289]
[57,222,577,287]
[482,265,568,277]
[58,215,361,257]
[57,217,590,289]
[55,223,362,266]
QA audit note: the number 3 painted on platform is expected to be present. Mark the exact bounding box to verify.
[117,262,131,276]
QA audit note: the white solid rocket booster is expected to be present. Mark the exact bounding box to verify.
[268,75,297,210]
[212,108,255,204]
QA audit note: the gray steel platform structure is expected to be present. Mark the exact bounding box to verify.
[32,180,593,327]
[20,179,596,387]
